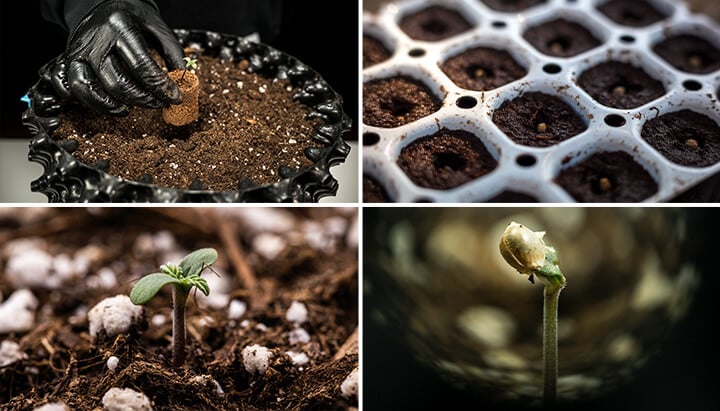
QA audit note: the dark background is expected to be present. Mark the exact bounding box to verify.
[364,208,720,411]
[0,1,358,141]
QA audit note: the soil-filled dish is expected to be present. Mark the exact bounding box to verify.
[492,92,587,147]
[641,109,720,167]
[363,175,392,202]
[398,5,473,42]
[0,207,359,411]
[597,0,668,27]
[23,29,351,203]
[652,34,720,74]
[363,76,442,128]
[397,128,497,190]
[363,35,393,68]
[481,0,547,12]
[555,151,658,202]
[577,61,665,109]
[440,46,527,91]
[522,18,602,58]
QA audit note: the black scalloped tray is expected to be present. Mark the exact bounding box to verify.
[22,29,351,203]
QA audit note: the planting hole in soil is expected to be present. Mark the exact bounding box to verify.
[0,207,358,410]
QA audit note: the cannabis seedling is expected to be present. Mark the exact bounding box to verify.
[180,56,198,81]
[130,248,217,367]
[499,222,566,406]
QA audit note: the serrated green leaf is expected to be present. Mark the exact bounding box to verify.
[179,248,218,277]
[130,273,182,305]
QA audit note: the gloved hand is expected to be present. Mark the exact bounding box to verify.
[50,0,185,116]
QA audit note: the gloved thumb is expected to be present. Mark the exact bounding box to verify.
[148,24,185,71]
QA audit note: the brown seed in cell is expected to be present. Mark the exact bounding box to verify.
[685,138,699,148]
[550,42,564,54]
[612,85,626,95]
[688,55,702,68]
[536,122,548,133]
[475,68,486,78]
[599,177,612,193]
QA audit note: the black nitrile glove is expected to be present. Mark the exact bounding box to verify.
[50,0,185,116]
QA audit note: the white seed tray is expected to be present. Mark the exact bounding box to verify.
[363,0,720,202]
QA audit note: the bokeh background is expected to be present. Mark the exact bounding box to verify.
[364,207,719,410]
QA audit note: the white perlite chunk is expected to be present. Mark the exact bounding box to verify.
[340,367,359,399]
[0,340,27,366]
[33,402,69,411]
[285,301,308,324]
[242,344,273,375]
[107,355,120,371]
[286,350,309,365]
[102,387,153,411]
[252,233,287,259]
[288,328,311,345]
[228,300,247,320]
[88,295,143,339]
[0,289,39,333]
[5,248,55,288]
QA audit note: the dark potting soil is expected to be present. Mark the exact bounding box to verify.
[440,47,528,91]
[363,175,391,203]
[363,76,442,128]
[397,128,497,190]
[51,55,319,191]
[555,151,658,202]
[492,92,587,147]
[652,34,720,74]
[480,0,547,12]
[398,5,473,42]
[363,35,392,68]
[577,61,666,109]
[523,18,602,58]
[0,208,358,411]
[641,109,720,168]
[485,190,539,203]
[597,0,668,27]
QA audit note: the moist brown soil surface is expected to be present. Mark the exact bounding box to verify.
[555,151,658,202]
[440,47,527,91]
[51,55,319,192]
[652,34,720,74]
[641,109,720,167]
[0,208,358,411]
[363,35,392,68]
[363,175,391,203]
[397,128,497,190]
[398,5,473,42]
[523,18,602,58]
[597,0,668,27]
[363,76,441,128]
[492,92,587,147]
[480,0,546,12]
[485,190,539,203]
[577,61,665,109]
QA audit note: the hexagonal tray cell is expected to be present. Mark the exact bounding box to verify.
[363,76,442,128]
[652,34,720,74]
[492,92,587,147]
[641,109,720,168]
[440,46,527,91]
[363,34,393,68]
[596,0,669,27]
[480,0,547,13]
[577,61,666,109]
[555,151,658,202]
[397,128,498,190]
[522,18,602,58]
[363,174,392,202]
[398,4,474,42]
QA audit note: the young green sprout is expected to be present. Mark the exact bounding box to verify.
[180,56,198,81]
[130,247,218,367]
[499,222,566,406]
